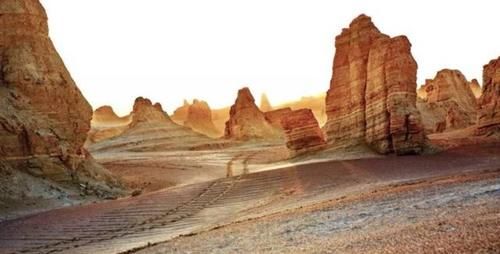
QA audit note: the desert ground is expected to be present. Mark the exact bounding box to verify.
[1,143,499,254]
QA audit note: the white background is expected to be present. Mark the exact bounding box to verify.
[41,0,500,115]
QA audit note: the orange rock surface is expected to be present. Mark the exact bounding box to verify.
[184,99,220,138]
[260,93,273,112]
[129,97,172,128]
[281,109,326,155]
[417,70,478,133]
[476,57,500,134]
[224,88,281,140]
[324,14,425,154]
[0,0,120,193]
[264,108,292,129]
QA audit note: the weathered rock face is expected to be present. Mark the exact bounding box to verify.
[129,97,172,128]
[417,69,478,133]
[171,99,190,123]
[281,109,326,155]
[0,1,88,171]
[264,108,292,128]
[260,93,273,112]
[365,36,425,154]
[324,14,425,154]
[469,79,482,99]
[184,99,220,137]
[0,0,121,202]
[225,88,281,140]
[476,57,500,134]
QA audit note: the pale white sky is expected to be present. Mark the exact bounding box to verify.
[41,0,499,116]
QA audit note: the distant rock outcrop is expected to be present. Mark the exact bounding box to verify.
[92,106,124,123]
[171,99,191,123]
[417,70,478,133]
[184,99,220,137]
[476,57,500,135]
[260,93,273,112]
[129,97,172,128]
[264,108,292,129]
[0,0,120,197]
[324,14,425,154]
[225,88,281,140]
[281,109,326,155]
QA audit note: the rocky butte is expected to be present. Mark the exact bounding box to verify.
[324,14,425,155]
[184,99,220,138]
[417,70,478,133]
[225,87,282,140]
[476,57,500,135]
[0,0,120,198]
[129,97,172,128]
[281,109,326,155]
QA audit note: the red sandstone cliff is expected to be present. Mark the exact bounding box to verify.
[476,57,500,135]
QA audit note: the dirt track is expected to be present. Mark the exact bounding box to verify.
[0,144,499,254]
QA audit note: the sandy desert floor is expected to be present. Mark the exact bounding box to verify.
[0,143,498,254]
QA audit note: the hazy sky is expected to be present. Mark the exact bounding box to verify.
[41,0,499,116]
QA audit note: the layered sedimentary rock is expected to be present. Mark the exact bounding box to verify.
[0,0,120,198]
[281,109,326,155]
[171,99,190,123]
[365,36,425,154]
[225,88,281,140]
[129,97,172,128]
[417,70,478,133]
[260,93,273,112]
[476,57,500,134]
[264,108,292,128]
[89,97,219,153]
[469,79,482,99]
[324,14,425,154]
[276,94,327,126]
[184,99,220,137]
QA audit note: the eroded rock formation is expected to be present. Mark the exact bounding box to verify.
[476,57,500,135]
[0,0,120,198]
[225,88,281,140]
[171,99,190,123]
[324,14,425,154]
[417,70,478,133]
[129,97,172,128]
[260,93,272,112]
[92,106,124,123]
[281,109,326,155]
[264,108,292,129]
[184,99,220,137]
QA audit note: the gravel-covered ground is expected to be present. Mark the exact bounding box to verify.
[136,170,500,254]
